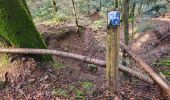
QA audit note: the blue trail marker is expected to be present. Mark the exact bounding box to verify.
[108,11,120,26]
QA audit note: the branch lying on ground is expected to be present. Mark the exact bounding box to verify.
[120,42,170,98]
[0,48,154,84]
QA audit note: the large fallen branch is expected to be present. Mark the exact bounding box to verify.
[0,48,154,84]
[120,42,170,97]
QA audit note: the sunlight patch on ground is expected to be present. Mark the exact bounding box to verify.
[139,34,150,42]
[152,17,170,23]
[132,33,151,51]
[129,27,137,36]
[133,33,140,39]
[0,54,9,74]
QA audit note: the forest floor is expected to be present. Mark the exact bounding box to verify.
[0,13,170,99]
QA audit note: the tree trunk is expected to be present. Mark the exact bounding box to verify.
[51,0,58,12]
[88,2,90,15]
[130,3,136,36]
[0,0,52,61]
[71,0,80,34]
[115,0,119,9]
[122,0,130,78]
[123,0,130,45]
[99,0,102,11]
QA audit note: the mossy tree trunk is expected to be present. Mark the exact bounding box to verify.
[122,0,130,78]
[0,0,52,61]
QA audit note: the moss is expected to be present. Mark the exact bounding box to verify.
[75,89,86,99]
[0,0,52,61]
[162,71,170,77]
[82,82,95,91]
[52,88,69,97]
[0,54,9,74]
[51,61,64,69]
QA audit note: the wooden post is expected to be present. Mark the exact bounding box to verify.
[106,10,120,95]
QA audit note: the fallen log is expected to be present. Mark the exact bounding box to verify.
[0,48,154,84]
[120,42,170,97]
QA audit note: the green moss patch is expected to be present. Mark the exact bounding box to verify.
[52,88,69,97]
[162,71,170,77]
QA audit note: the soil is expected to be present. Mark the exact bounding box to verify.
[0,13,170,99]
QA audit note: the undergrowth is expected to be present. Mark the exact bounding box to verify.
[0,54,9,74]
[28,0,70,25]
[136,19,158,33]
[158,59,170,66]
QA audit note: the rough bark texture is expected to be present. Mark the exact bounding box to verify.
[0,0,52,61]
[123,0,130,45]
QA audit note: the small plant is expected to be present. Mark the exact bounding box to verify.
[154,59,170,67]
[82,82,95,91]
[50,61,64,69]
[75,89,86,99]
[67,85,86,99]
[161,71,170,78]
[159,59,170,66]
[52,88,69,97]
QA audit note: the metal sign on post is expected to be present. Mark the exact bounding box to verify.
[108,11,120,27]
[106,10,120,95]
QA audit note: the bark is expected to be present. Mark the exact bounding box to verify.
[122,0,130,78]
[71,0,80,34]
[51,0,58,12]
[88,2,90,15]
[51,0,58,19]
[99,0,102,10]
[120,42,170,97]
[0,0,52,61]
[123,0,130,45]
[106,27,120,92]
[119,0,122,11]
[0,48,154,84]
[115,0,119,9]
[19,0,32,19]
[130,3,136,36]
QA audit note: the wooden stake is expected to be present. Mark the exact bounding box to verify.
[106,26,120,93]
